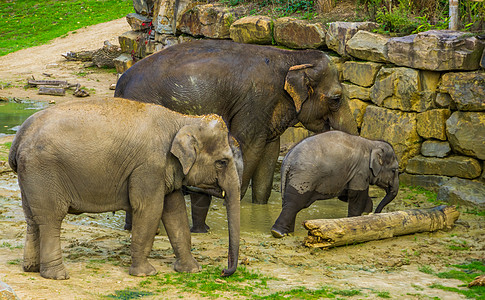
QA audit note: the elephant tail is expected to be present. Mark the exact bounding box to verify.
[280,156,291,195]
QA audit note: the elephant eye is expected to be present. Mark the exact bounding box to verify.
[328,95,341,112]
[215,159,228,169]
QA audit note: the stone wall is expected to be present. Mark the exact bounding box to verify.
[119,1,485,209]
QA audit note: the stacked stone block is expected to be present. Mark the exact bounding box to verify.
[119,0,485,209]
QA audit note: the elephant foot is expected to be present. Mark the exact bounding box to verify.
[190,223,210,233]
[40,263,69,280]
[23,262,40,273]
[270,226,291,238]
[129,261,157,277]
[174,258,201,273]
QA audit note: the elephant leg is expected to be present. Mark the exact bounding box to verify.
[347,188,370,217]
[251,138,280,204]
[190,193,212,233]
[38,218,69,280]
[21,194,40,273]
[129,179,164,276]
[271,186,309,238]
[162,190,200,273]
[364,193,373,214]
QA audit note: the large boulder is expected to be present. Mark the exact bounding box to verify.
[361,106,421,169]
[399,173,450,192]
[346,30,389,62]
[153,0,198,34]
[126,13,152,31]
[342,61,383,87]
[406,155,482,179]
[387,30,485,71]
[420,140,452,158]
[342,83,371,101]
[133,0,155,16]
[416,109,451,140]
[229,16,273,44]
[437,177,485,209]
[325,22,379,57]
[177,4,246,38]
[439,71,485,111]
[446,111,485,160]
[273,17,326,49]
[370,67,437,112]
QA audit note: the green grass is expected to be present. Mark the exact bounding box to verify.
[0,142,12,161]
[419,261,485,299]
[0,0,132,56]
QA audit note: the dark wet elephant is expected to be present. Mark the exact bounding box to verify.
[115,39,358,233]
[271,131,400,238]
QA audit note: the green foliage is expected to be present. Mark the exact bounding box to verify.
[0,0,133,56]
[375,0,418,35]
[257,0,316,17]
[104,288,154,300]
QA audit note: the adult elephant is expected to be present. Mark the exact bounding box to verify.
[115,39,358,233]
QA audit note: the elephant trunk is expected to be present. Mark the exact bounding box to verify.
[220,162,241,277]
[374,172,399,213]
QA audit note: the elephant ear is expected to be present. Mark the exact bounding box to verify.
[370,148,384,177]
[284,64,314,113]
[171,126,197,176]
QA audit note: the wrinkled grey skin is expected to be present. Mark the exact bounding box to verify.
[8,98,242,279]
[271,131,399,238]
[115,39,358,233]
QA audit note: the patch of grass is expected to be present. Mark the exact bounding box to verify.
[7,258,22,265]
[375,290,391,298]
[427,261,485,299]
[0,142,11,161]
[104,288,154,300]
[419,265,434,275]
[0,0,132,56]
[258,286,361,299]
[447,239,470,251]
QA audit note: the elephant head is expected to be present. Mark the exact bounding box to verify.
[284,58,358,135]
[170,116,242,277]
[369,141,400,213]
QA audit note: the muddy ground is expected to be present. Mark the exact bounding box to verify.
[0,18,484,300]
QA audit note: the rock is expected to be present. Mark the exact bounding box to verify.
[343,61,383,87]
[399,173,450,192]
[387,30,485,71]
[273,17,326,49]
[406,155,482,179]
[346,30,389,62]
[329,56,346,81]
[0,281,19,300]
[92,41,123,68]
[435,92,455,109]
[133,0,155,16]
[481,48,485,68]
[361,106,421,169]
[177,4,246,39]
[439,71,485,111]
[416,109,451,140]
[153,0,197,34]
[370,67,435,112]
[126,13,152,31]
[437,177,485,209]
[325,22,380,57]
[421,140,452,158]
[446,111,485,160]
[119,31,145,57]
[229,16,273,44]
[348,98,369,128]
[342,83,371,101]
[114,53,134,74]
[0,161,12,174]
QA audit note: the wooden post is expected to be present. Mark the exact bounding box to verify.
[303,205,460,249]
[449,0,459,30]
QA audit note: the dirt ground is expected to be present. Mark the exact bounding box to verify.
[0,18,484,300]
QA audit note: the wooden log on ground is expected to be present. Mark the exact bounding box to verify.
[303,205,460,249]
[38,87,65,96]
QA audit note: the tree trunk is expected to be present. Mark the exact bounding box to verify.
[303,205,460,249]
[449,0,459,30]
[37,87,65,96]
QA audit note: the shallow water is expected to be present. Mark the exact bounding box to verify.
[0,100,49,136]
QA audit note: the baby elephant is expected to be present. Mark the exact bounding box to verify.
[9,98,242,279]
[271,131,399,238]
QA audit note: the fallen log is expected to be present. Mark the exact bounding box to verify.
[27,79,70,88]
[303,205,460,249]
[38,86,65,96]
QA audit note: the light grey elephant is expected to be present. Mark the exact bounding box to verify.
[8,98,242,280]
[271,131,399,238]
